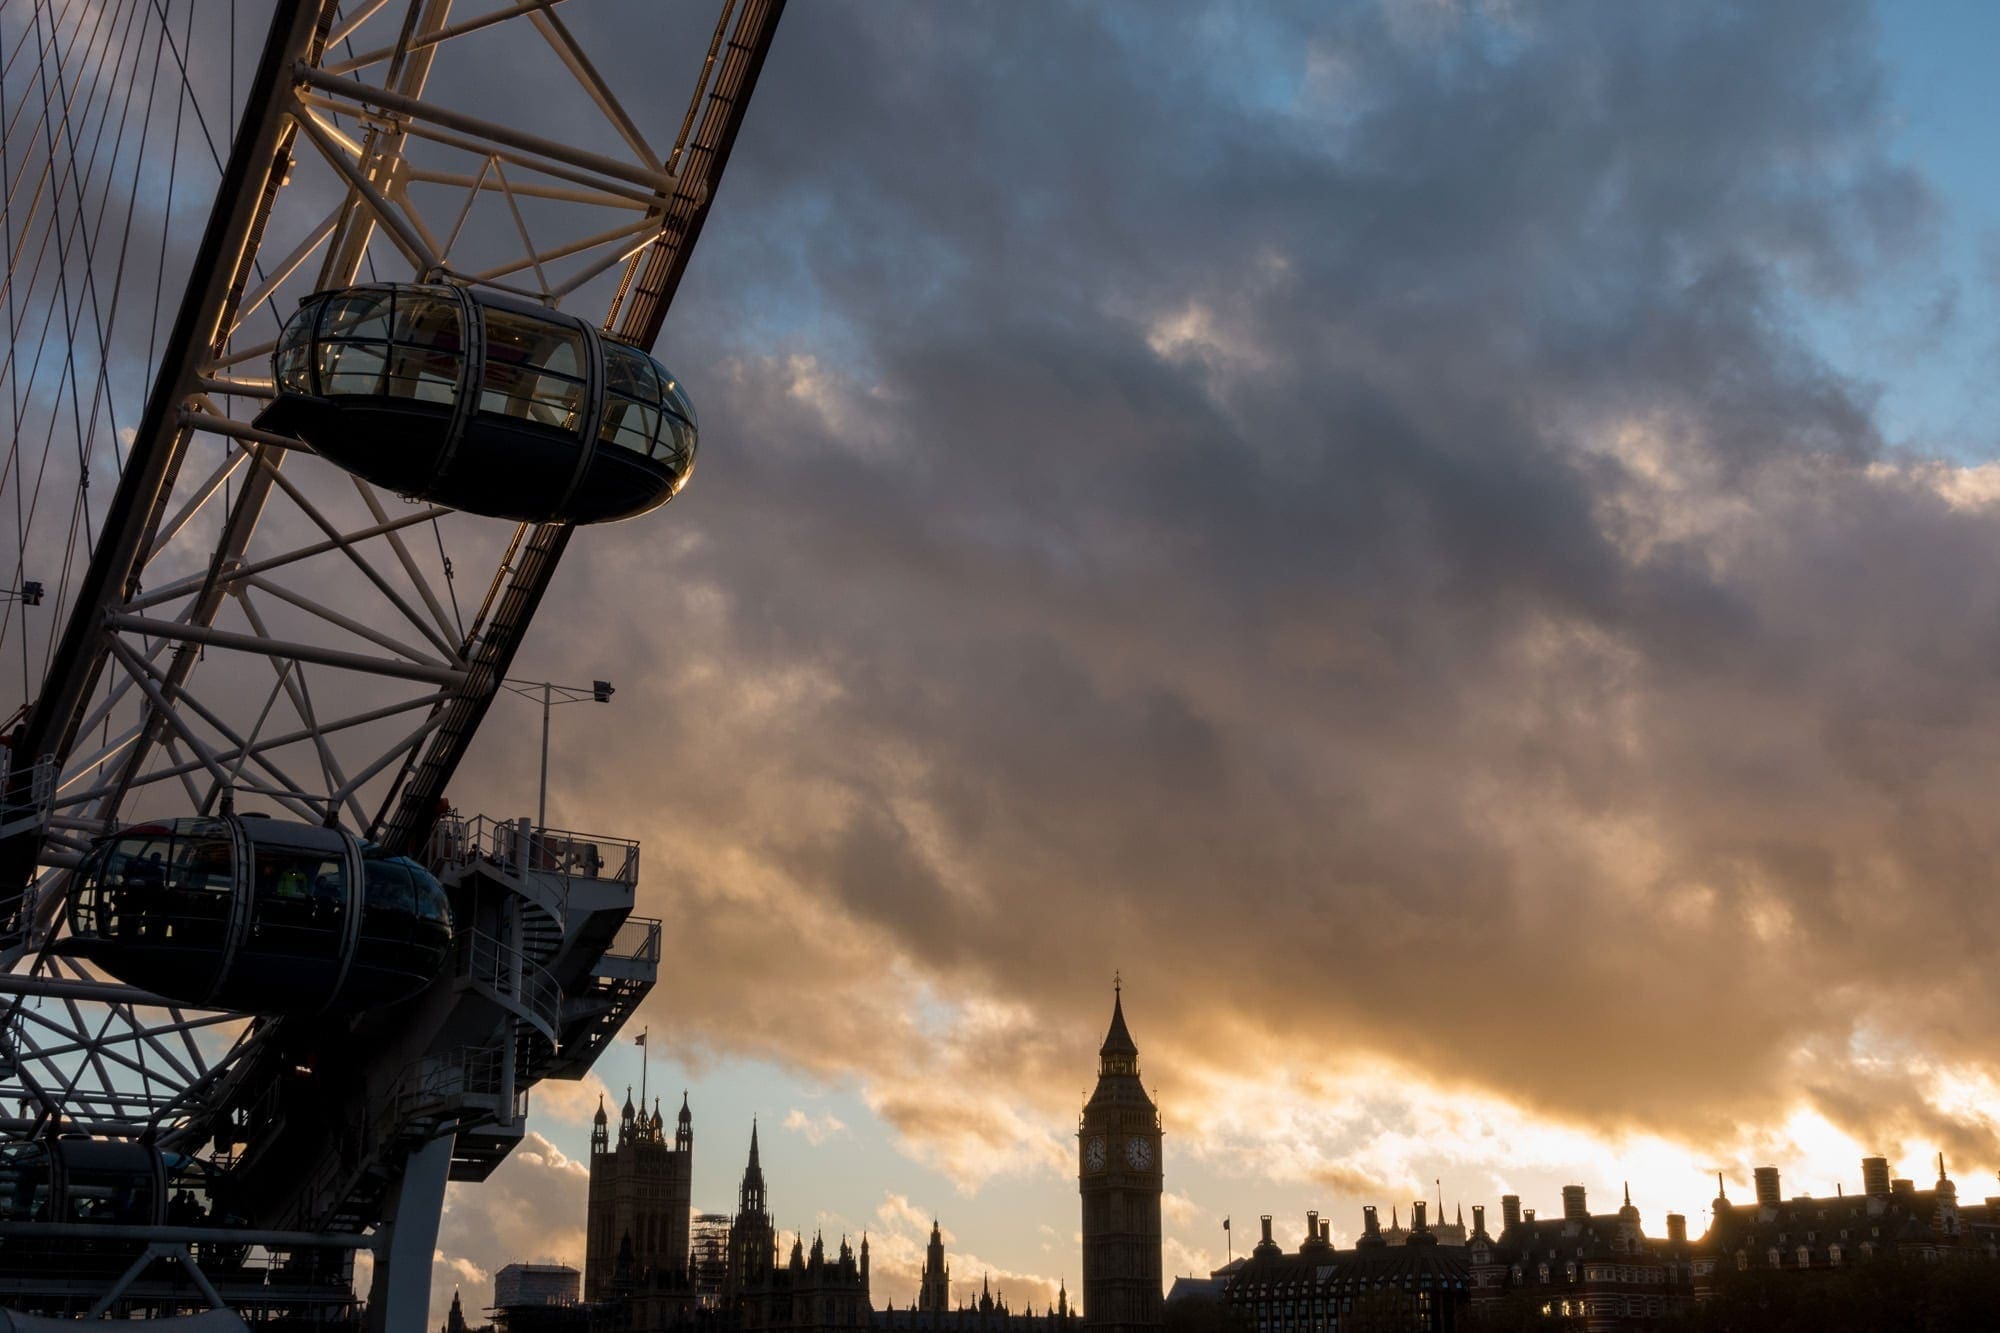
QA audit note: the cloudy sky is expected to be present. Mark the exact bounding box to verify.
[374,0,2000,1316]
[20,0,2000,1322]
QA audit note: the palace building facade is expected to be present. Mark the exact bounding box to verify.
[587,1089,696,1301]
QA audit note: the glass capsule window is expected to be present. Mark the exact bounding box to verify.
[281,287,467,404]
[598,339,697,470]
[481,308,586,432]
[72,821,233,945]
[0,1145,50,1222]
[247,849,346,958]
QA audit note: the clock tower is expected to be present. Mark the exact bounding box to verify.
[1078,981,1162,1333]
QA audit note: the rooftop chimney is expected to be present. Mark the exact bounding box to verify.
[1412,1201,1428,1232]
[1562,1185,1588,1224]
[1892,1179,1915,1197]
[1305,1212,1318,1242]
[1259,1216,1272,1245]
[1362,1206,1381,1239]
[1861,1157,1890,1199]
[1320,1220,1330,1243]
[1523,1209,1536,1223]
[1472,1205,1487,1239]
[1501,1195,1521,1230]
[1754,1167,1780,1208]
[1666,1214,1687,1244]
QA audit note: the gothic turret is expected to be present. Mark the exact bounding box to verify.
[920,1219,951,1313]
[677,1090,694,1152]
[592,1094,609,1155]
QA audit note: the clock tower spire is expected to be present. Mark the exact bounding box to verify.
[1078,981,1162,1333]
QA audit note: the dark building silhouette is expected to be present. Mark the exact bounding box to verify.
[724,1124,874,1333]
[920,1221,951,1314]
[871,1219,1077,1333]
[1223,1207,1469,1332]
[1078,984,1163,1333]
[588,1089,695,1300]
[1465,1182,1674,1327]
[1460,1157,2000,1328]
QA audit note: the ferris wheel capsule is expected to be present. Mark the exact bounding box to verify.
[63,815,453,1013]
[256,283,698,524]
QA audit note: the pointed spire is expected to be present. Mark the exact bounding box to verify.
[749,1118,761,1167]
[1625,1182,1632,1207]
[595,1093,608,1125]
[680,1089,692,1124]
[1099,981,1138,1062]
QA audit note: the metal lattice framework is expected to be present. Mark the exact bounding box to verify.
[0,0,781,1321]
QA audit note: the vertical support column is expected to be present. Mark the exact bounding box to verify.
[499,891,522,1127]
[367,1133,454,1332]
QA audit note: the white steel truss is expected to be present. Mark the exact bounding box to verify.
[0,0,780,1321]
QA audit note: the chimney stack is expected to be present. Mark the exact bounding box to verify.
[1305,1211,1318,1247]
[1472,1205,1486,1238]
[1523,1209,1536,1223]
[1362,1206,1380,1239]
[1892,1178,1915,1196]
[1861,1158,1890,1199]
[1412,1201,1428,1232]
[1320,1219,1330,1243]
[1562,1185,1588,1224]
[1666,1214,1687,1243]
[1259,1216,1272,1245]
[1501,1195,1521,1230]
[1753,1167,1780,1207]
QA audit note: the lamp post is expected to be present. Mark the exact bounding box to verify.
[501,677,614,828]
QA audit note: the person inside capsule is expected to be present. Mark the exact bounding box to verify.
[66,817,453,1012]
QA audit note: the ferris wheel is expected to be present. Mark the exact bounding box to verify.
[0,1,783,1324]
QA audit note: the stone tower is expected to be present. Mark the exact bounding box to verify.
[585,1088,695,1301]
[1078,983,1162,1333]
[918,1218,951,1313]
[725,1120,776,1296]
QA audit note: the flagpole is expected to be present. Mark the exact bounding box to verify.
[639,1026,649,1116]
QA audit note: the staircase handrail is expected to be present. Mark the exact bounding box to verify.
[454,927,562,1042]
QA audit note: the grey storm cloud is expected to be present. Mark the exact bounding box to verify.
[442,0,2000,1171]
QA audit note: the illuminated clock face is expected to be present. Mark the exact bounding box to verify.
[1085,1136,1107,1171]
[1126,1136,1153,1170]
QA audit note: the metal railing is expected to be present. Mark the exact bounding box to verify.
[454,928,562,1041]
[392,1045,520,1124]
[606,916,661,967]
[429,813,639,885]
[0,755,54,842]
